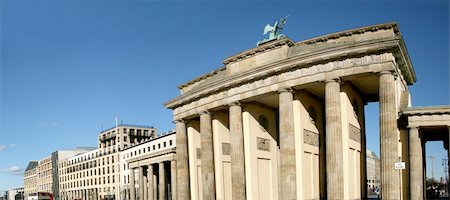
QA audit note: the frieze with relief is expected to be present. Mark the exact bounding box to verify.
[303,129,319,147]
[349,124,361,143]
[257,137,271,152]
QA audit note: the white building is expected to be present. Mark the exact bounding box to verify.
[120,130,176,200]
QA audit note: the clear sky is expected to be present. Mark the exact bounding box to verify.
[0,0,448,193]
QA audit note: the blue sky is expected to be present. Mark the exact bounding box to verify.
[0,0,448,193]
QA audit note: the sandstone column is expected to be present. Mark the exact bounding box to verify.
[200,111,216,199]
[174,120,190,199]
[379,71,400,199]
[130,168,136,200]
[159,162,166,200]
[139,167,144,200]
[325,79,344,199]
[147,164,153,200]
[279,88,297,200]
[229,102,246,200]
[171,160,177,200]
[409,126,423,200]
[143,175,148,200]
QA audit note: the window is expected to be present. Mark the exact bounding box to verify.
[169,140,172,146]
[164,142,166,147]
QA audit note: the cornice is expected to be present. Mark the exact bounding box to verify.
[222,37,295,65]
[177,67,226,90]
[401,106,450,116]
[297,22,400,45]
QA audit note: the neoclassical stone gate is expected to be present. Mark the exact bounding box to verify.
[165,22,447,200]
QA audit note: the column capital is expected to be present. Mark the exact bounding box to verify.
[379,70,395,76]
[325,78,341,84]
[278,87,293,93]
[198,110,210,116]
[173,119,185,124]
[228,101,241,107]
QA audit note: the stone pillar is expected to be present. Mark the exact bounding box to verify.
[171,160,177,200]
[325,79,344,199]
[409,126,423,200]
[279,88,297,200]
[174,120,190,199]
[130,168,136,200]
[200,111,216,199]
[159,162,166,200]
[379,71,400,199]
[148,164,153,200]
[139,167,144,200]
[143,175,148,200]
[229,102,246,200]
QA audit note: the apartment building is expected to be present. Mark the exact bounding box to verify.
[37,156,53,194]
[24,148,95,200]
[366,150,381,192]
[23,161,38,199]
[120,130,176,200]
[58,125,156,200]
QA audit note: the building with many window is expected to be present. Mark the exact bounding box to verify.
[23,161,38,199]
[366,150,381,192]
[58,124,156,200]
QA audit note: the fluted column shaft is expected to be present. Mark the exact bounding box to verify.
[230,102,246,200]
[159,162,166,200]
[409,127,423,200]
[325,79,344,199]
[279,88,297,200]
[130,168,136,200]
[200,111,216,199]
[379,71,400,199]
[139,167,144,200]
[143,175,148,200]
[147,165,153,200]
[175,120,190,199]
[171,160,177,200]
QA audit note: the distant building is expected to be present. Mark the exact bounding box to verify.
[23,161,38,199]
[24,147,95,200]
[366,150,381,192]
[5,188,23,200]
[58,124,156,200]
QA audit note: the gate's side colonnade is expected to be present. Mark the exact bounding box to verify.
[402,106,450,200]
[165,22,417,200]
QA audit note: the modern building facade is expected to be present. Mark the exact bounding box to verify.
[58,124,156,200]
[366,150,381,192]
[23,161,38,199]
[165,22,450,200]
[30,148,96,200]
[120,130,176,200]
[37,156,53,195]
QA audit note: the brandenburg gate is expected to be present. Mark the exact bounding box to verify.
[164,22,450,200]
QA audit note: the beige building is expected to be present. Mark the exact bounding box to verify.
[366,150,380,192]
[23,161,38,199]
[165,22,450,200]
[58,125,156,200]
[120,130,176,200]
[25,148,95,200]
[37,156,53,194]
